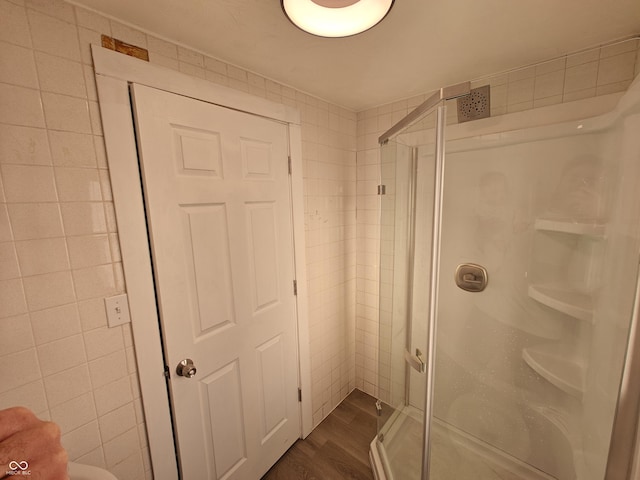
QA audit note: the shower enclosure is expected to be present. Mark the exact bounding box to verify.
[370,75,640,480]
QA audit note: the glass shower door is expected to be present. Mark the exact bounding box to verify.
[375,104,442,480]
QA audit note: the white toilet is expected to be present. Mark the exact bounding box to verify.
[68,462,118,480]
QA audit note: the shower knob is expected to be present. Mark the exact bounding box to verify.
[176,358,197,378]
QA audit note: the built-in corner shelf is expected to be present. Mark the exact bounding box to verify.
[523,344,585,400]
[528,284,593,323]
[534,218,605,237]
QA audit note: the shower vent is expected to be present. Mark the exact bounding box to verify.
[457,85,490,123]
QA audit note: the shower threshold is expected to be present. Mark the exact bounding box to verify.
[370,406,557,480]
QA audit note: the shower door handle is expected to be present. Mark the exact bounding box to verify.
[405,348,426,373]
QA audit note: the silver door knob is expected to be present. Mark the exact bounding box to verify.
[176,359,197,378]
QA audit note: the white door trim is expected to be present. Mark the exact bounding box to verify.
[92,45,312,480]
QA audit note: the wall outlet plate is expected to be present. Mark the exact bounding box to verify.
[104,293,131,327]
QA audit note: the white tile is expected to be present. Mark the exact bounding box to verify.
[0,42,38,88]
[563,87,596,103]
[110,21,147,49]
[0,242,19,279]
[78,27,102,66]
[103,427,140,468]
[204,56,227,74]
[30,303,81,345]
[110,451,144,480]
[564,61,598,93]
[72,264,115,300]
[77,297,107,331]
[37,333,86,376]
[0,205,11,241]
[48,131,97,167]
[43,364,90,407]
[27,9,80,61]
[179,61,205,79]
[133,396,143,423]
[113,262,123,297]
[600,39,638,59]
[41,92,91,133]
[490,83,507,108]
[0,82,45,127]
[88,100,102,135]
[23,270,75,311]
[109,233,122,262]
[75,447,106,469]
[61,420,101,461]
[54,167,102,201]
[93,375,132,415]
[98,402,136,443]
[35,51,86,98]
[597,51,636,86]
[59,202,106,236]
[147,36,177,59]
[597,80,633,96]
[177,46,204,67]
[104,203,117,233]
[50,391,96,435]
[25,0,75,23]
[94,136,107,168]
[0,124,51,166]
[67,234,111,269]
[566,48,600,68]
[15,237,69,276]
[88,350,125,391]
[148,52,178,71]
[98,170,111,201]
[125,346,136,374]
[0,278,27,318]
[122,324,133,348]
[83,325,123,361]
[83,64,97,101]
[534,95,563,108]
[0,348,41,394]
[0,0,32,48]
[74,6,110,33]
[8,203,63,239]
[0,313,33,354]
[227,64,248,82]
[534,70,565,99]
[248,72,265,89]
[1,164,57,202]
[535,57,566,76]
[508,66,535,83]
[507,77,534,105]
[0,379,47,412]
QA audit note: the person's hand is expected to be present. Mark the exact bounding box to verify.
[0,407,68,479]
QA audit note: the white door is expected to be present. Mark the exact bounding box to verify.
[130,84,300,479]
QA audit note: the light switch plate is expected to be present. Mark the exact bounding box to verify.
[104,293,131,327]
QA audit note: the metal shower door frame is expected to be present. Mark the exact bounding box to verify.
[379,82,470,480]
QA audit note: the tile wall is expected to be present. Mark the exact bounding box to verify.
[0,1,356,479]
[354,37,640,397]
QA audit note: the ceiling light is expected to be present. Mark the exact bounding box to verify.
[281,0,394,38]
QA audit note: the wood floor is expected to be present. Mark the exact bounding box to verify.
[262,389,378,480]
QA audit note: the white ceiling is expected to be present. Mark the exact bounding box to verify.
[70,0,640,111]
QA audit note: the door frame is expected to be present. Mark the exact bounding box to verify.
[92,45,312,480]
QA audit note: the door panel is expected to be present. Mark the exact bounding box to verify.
[131,84,300,479]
